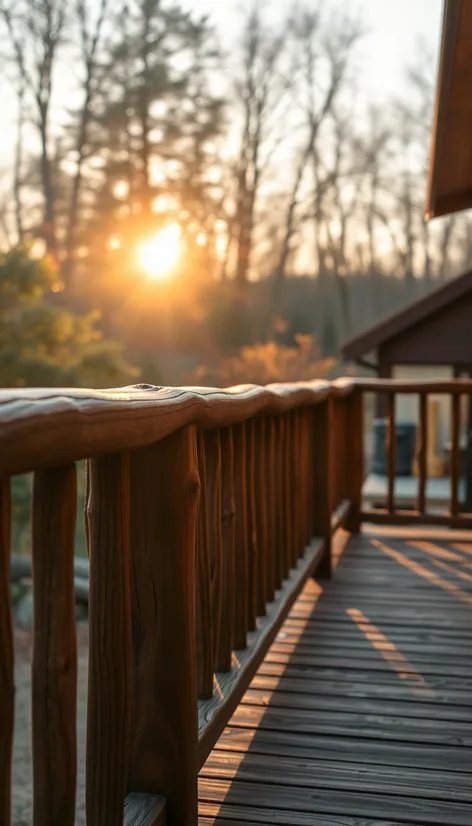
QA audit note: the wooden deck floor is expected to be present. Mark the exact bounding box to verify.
[199,530,472,825]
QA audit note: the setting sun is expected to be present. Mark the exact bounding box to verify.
[136,223,182,279]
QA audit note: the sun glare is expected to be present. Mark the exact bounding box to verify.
[137,223,182,279]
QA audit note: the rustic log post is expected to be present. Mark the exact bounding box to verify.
[289,411,300,567]
[32,465,78,826]
[283,413,294,575]
[387,393,397,514]
[265,417,277,599]
[204,430,223,671]
[417,393,428,515]
[345,391,364,534]
[217,428,236,672]
[128,427,200,826]
[245,419,258,630]
[254,417,268,615]
[313,399,332,578]
[451,393,461,517]
[232,423,248,649]
[86,453,132,826]
[195,433,214,699]
[0,480,14,826]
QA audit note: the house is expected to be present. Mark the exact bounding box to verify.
[341,270,472,509]
[340,0,472,511]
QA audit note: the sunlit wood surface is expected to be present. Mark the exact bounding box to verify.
[199,530,472,825]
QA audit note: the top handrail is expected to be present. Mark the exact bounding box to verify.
[0,379,351,477]
[1,376,471,478]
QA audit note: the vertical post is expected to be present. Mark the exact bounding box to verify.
[276,416,287,585]
[289,411,299,567]
[283,413,294,575]
[86,453,132,826]
[232,423,248,649]
[313,398,332,578]
[345,390,364,534]
[128,427,199,826]
[451,393,461,517]
[386,393,396,514]
[204,431,223,672]
[265,417,277,599]
[0,480,13,826]
[195,434,214,699]
[32,465,78,826]
[216,428,236,672]
[245,419,258,631]
[417,393,428,515]
[254,417,268,615]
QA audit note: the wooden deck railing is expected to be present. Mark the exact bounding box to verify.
[0,377,470,825]
[0,380,356,826]
[355,378,472,529]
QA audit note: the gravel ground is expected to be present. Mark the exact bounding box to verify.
[12,626,89,826]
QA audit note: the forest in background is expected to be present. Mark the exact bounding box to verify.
[1,0,472,392]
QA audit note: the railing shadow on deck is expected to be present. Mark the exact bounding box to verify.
[1,377,472,826]
[198,526,472,825]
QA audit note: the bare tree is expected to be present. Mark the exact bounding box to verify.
[64,0,111,284]
[0,0,69,254]
[273,6,362,289]
[232,3,295,296]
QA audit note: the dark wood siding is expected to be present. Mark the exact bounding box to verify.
[380,293,472,366]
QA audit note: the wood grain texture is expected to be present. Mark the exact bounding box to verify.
[450,393,461,516]
[313,401,331,577]
[245,419,258,632]
[232,423,248,650]
[217,428,236,672]
[254,418,268,615]
[0,480,13,826]
[128,428,200,826]
[0,381,336,477]
[195,433,214,699]
[86,453,132,826]
[32,465,78,826]
[198,541,324,766]
[204,431,223,672]
[123,794,166,826]
[265,417,276,600]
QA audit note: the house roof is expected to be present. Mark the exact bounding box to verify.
[426,0,472,218]
[341,267,472,363]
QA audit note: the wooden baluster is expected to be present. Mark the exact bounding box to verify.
[265,417,276,600]
[0,480,14,826]
[232,423,248,649]
[301,409,311,548]
[387,393,396,514]
[451,393,461,517]
[32,466,78,826]
[196,433,214,699]
[328,399,337,515]
[216,428,236,672]
[418,393,428,515]
[289,411,299,567]
[345,390,364,534]
[86,453,132,826]
[283,413,294,575]
[245,419,258,631]
[276,416,287,586]
[254,417,268,614]
[296,409,306,557]
[128,427,199,826]
[314,399,332,578]
[204,431,223,670]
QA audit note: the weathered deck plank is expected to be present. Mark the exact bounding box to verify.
[198,530,472,824]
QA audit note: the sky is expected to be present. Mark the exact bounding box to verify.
[185,0,444,104]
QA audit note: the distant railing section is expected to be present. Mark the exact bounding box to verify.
[356,379,472,529]
[1,378,469,826]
